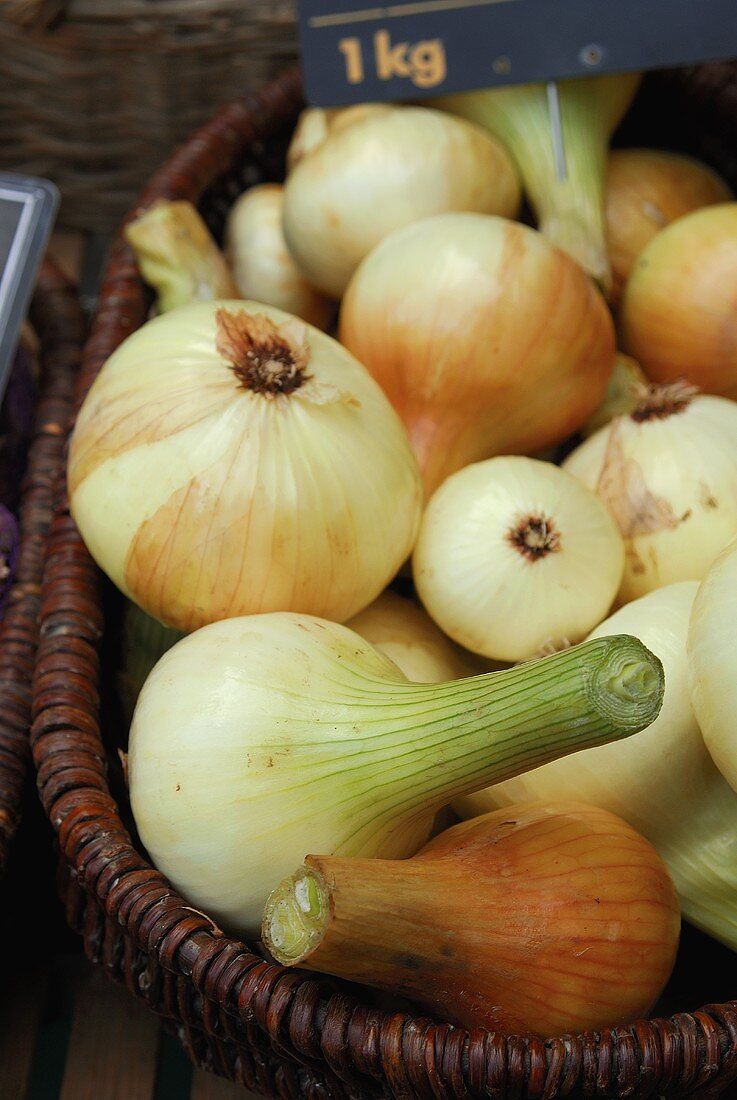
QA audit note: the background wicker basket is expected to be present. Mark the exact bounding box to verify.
[30,65,737,1098]
[0,0,298,233]
[0,258,82,875]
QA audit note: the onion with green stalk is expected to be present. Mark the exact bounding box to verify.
[431,72,641,293]
[127,612,664,936]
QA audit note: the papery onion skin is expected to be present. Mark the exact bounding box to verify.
[459,582,737,950]
[263,803,679,1036]
[688,536,737,796]
[286,104,393,171]
[563,386,737,603]
[127,612,664,935]
[413,456,624,662]
[68,300,422,631]
[346,590,474,682]
[605,150,732,304]
[620,203,737,397]
[340,213,615,498]
[282,106,521,298]
[225,185,334,329]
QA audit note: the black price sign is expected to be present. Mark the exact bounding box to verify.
[0,173,59,401]
[298,0,737,106]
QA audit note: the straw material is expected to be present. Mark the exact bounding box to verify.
[0,0,297,231]
[0,259,82,873]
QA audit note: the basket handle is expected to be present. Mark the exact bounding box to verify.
[3,0,68,29]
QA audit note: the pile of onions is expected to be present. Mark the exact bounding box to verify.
[620,203,737,397]
[127,612,663,934]
[282,105,520,298]
[563,382,737,602]
[605,150,731,303]
[413,456,624,662]
[461,582,737,950]
[264,802,679,1036]
[224,184,334,329]
[340,213,615,497]
[68,301,422,631]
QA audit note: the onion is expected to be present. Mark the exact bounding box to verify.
[263,802,679,1035]
[128,613,664,934]
[224,185,334,329]
[286,104,393,171]
[688,536,737,796]
[563,382,737,603]
[340,213,615,497]
[282,105,520,298]
[581,353,647,437]
[606,149,731,304]
[124,200,240,313]
[68,301,422,631]
[346,590,474,682]
[413,456,624,662]
[433,74,640,291]
[620,203,737,397]
[460,582,737,951]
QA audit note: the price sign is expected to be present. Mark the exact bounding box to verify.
[0,173,59,401]
[298,0,737,106]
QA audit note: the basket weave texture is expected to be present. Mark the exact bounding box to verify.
[0,0,297,233]
[31,65,737,1098]
[0,259,82,874]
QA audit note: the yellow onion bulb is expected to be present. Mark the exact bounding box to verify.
[606,149,731,304]
[564,383,737,603]
[282,106,521,298]
[341,213,615,498]
[346,590,475,682]
[620,203,737,397]
[413,456,624,662]
[224,184,334,329]
[68,301,422,631]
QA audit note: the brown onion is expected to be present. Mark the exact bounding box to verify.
[606,150,731,304]
[340,213,615,498]
[263,802,679,1036]
[620,203,737,397]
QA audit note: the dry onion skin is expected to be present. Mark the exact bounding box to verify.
[688,536,737,796]
[340,213,615,498]
[461,581,737,951]
[263,802,679,1036]
[620,203,737,398]
[563,383,737,603]
[605,149,731,304]
[282,106,521,298]
[224,184,334,329]
[413,456,624,663]
[68,300,422,631]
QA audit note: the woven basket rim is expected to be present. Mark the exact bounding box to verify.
[0,256,82,873]
[30,65,737,1098]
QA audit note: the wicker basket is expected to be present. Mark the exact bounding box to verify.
[0,0,297,233]
[0,259,82,875]
[31,65,737,1098]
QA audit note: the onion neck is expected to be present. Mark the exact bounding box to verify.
[216,307,311,395]
[630,380,698,422]
[351,635,663,834]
